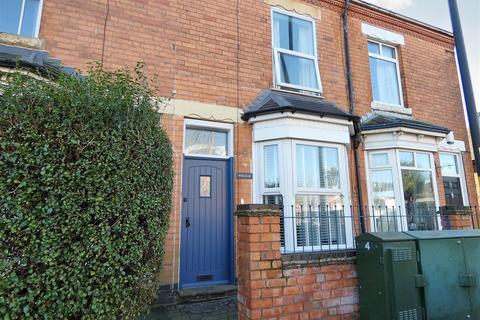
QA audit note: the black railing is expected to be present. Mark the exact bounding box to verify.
[279,205,480,254]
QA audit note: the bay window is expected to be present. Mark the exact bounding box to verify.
[367,149,440,231]
[368,40,403,106]
[272,8,322,93]
[256,140,352,253]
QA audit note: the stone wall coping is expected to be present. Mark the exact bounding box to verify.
[235,204,281,216]
[439,207,473,215]
[282,251,356,269]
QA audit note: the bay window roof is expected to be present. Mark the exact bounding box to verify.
[0,43,75,77]
[361,112,450,134]
[242,89,357,121]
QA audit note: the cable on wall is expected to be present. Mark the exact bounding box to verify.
[101,0,110,68]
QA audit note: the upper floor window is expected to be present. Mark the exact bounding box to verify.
[368,40,403,106]
[0,0,43,37]
[272,9,322,93]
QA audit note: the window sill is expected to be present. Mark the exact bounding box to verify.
[371,101,412,115]
[0,32,44,50]
[281,250,356,269]
[272,86,323,99]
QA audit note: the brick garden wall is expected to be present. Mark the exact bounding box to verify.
[236,205,359,320]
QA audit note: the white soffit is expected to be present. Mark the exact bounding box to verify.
[361,23,405,45]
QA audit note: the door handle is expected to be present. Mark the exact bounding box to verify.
[185,217,191,228]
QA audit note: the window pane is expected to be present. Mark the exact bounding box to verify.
[0,0,23,34]
[371,169,398,232]
[263,195,284,246]
[278,52,319,89]
[199,176,211,197]
[185,128,228,156]
[296,145,339,189]
[295,194,345,247]
[323,147,340,189]
[20,0,41,37]
[371,153,389,167]
[400,151,414,166]
[369,57,401,105]
[273,12,314,55]
[264,145,280,188]
[416,153,430,169]
[371,170,396,208]
[382,45,396,59]
[296,145,320,188]
[368,41,380,54]
[402,170,436,230]
[440,154,459,175]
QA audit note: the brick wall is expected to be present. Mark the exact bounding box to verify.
[236,205,359,320]
[35,0,479,289]
[440,209,478,230]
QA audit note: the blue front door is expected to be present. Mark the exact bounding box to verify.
[180,157,232,288]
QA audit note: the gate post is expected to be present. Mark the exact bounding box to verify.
[440,208,475,229]
[236,204,283,320]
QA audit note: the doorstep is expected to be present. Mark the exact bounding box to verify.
[177,285,237,303]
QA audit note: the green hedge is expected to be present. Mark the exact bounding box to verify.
[0,64,173,319]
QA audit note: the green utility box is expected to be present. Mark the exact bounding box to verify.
[357,230,480,320]
[356,232,423,320]
[405,230,480,320]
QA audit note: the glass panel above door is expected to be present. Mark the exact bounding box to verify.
[440,153,459,175]
[184,128,228,156]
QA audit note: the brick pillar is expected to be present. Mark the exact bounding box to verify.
[236,204,283,320]
[440,208,475,229]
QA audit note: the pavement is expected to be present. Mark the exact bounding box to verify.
[141,296,237,320]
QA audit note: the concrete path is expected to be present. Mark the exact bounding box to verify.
[142,296,237,320]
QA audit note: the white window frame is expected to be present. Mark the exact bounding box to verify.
[367,39,404,108]
[2,0,44,38]
[439,152,469,206]
[254,139,353,252]
[271,7,323,93]
[183,119,233,159]
[365,149,441,231]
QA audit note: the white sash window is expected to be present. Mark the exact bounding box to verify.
[272,8,322,93]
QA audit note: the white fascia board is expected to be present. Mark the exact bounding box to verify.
[252,114,352,145]
[248,112,354,132]
[364,140,439,152]
[362,127,448,138]
[361,23,405,45]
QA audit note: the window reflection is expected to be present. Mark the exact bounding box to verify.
[185,128,228,156]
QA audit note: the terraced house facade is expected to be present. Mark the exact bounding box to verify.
[1,0,477,316]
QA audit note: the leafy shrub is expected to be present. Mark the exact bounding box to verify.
[0,64,173,319]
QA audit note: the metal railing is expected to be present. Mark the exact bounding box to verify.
[279,205,480,254]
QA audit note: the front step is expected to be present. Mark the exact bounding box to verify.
[177,284,237,303]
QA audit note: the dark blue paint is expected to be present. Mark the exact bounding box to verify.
[180,157,233,288]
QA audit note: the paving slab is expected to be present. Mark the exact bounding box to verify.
[141,296,237,320]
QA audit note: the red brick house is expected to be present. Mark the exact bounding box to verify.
[1,0,477,317]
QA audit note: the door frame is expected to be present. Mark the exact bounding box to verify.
[179,119,235,288]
